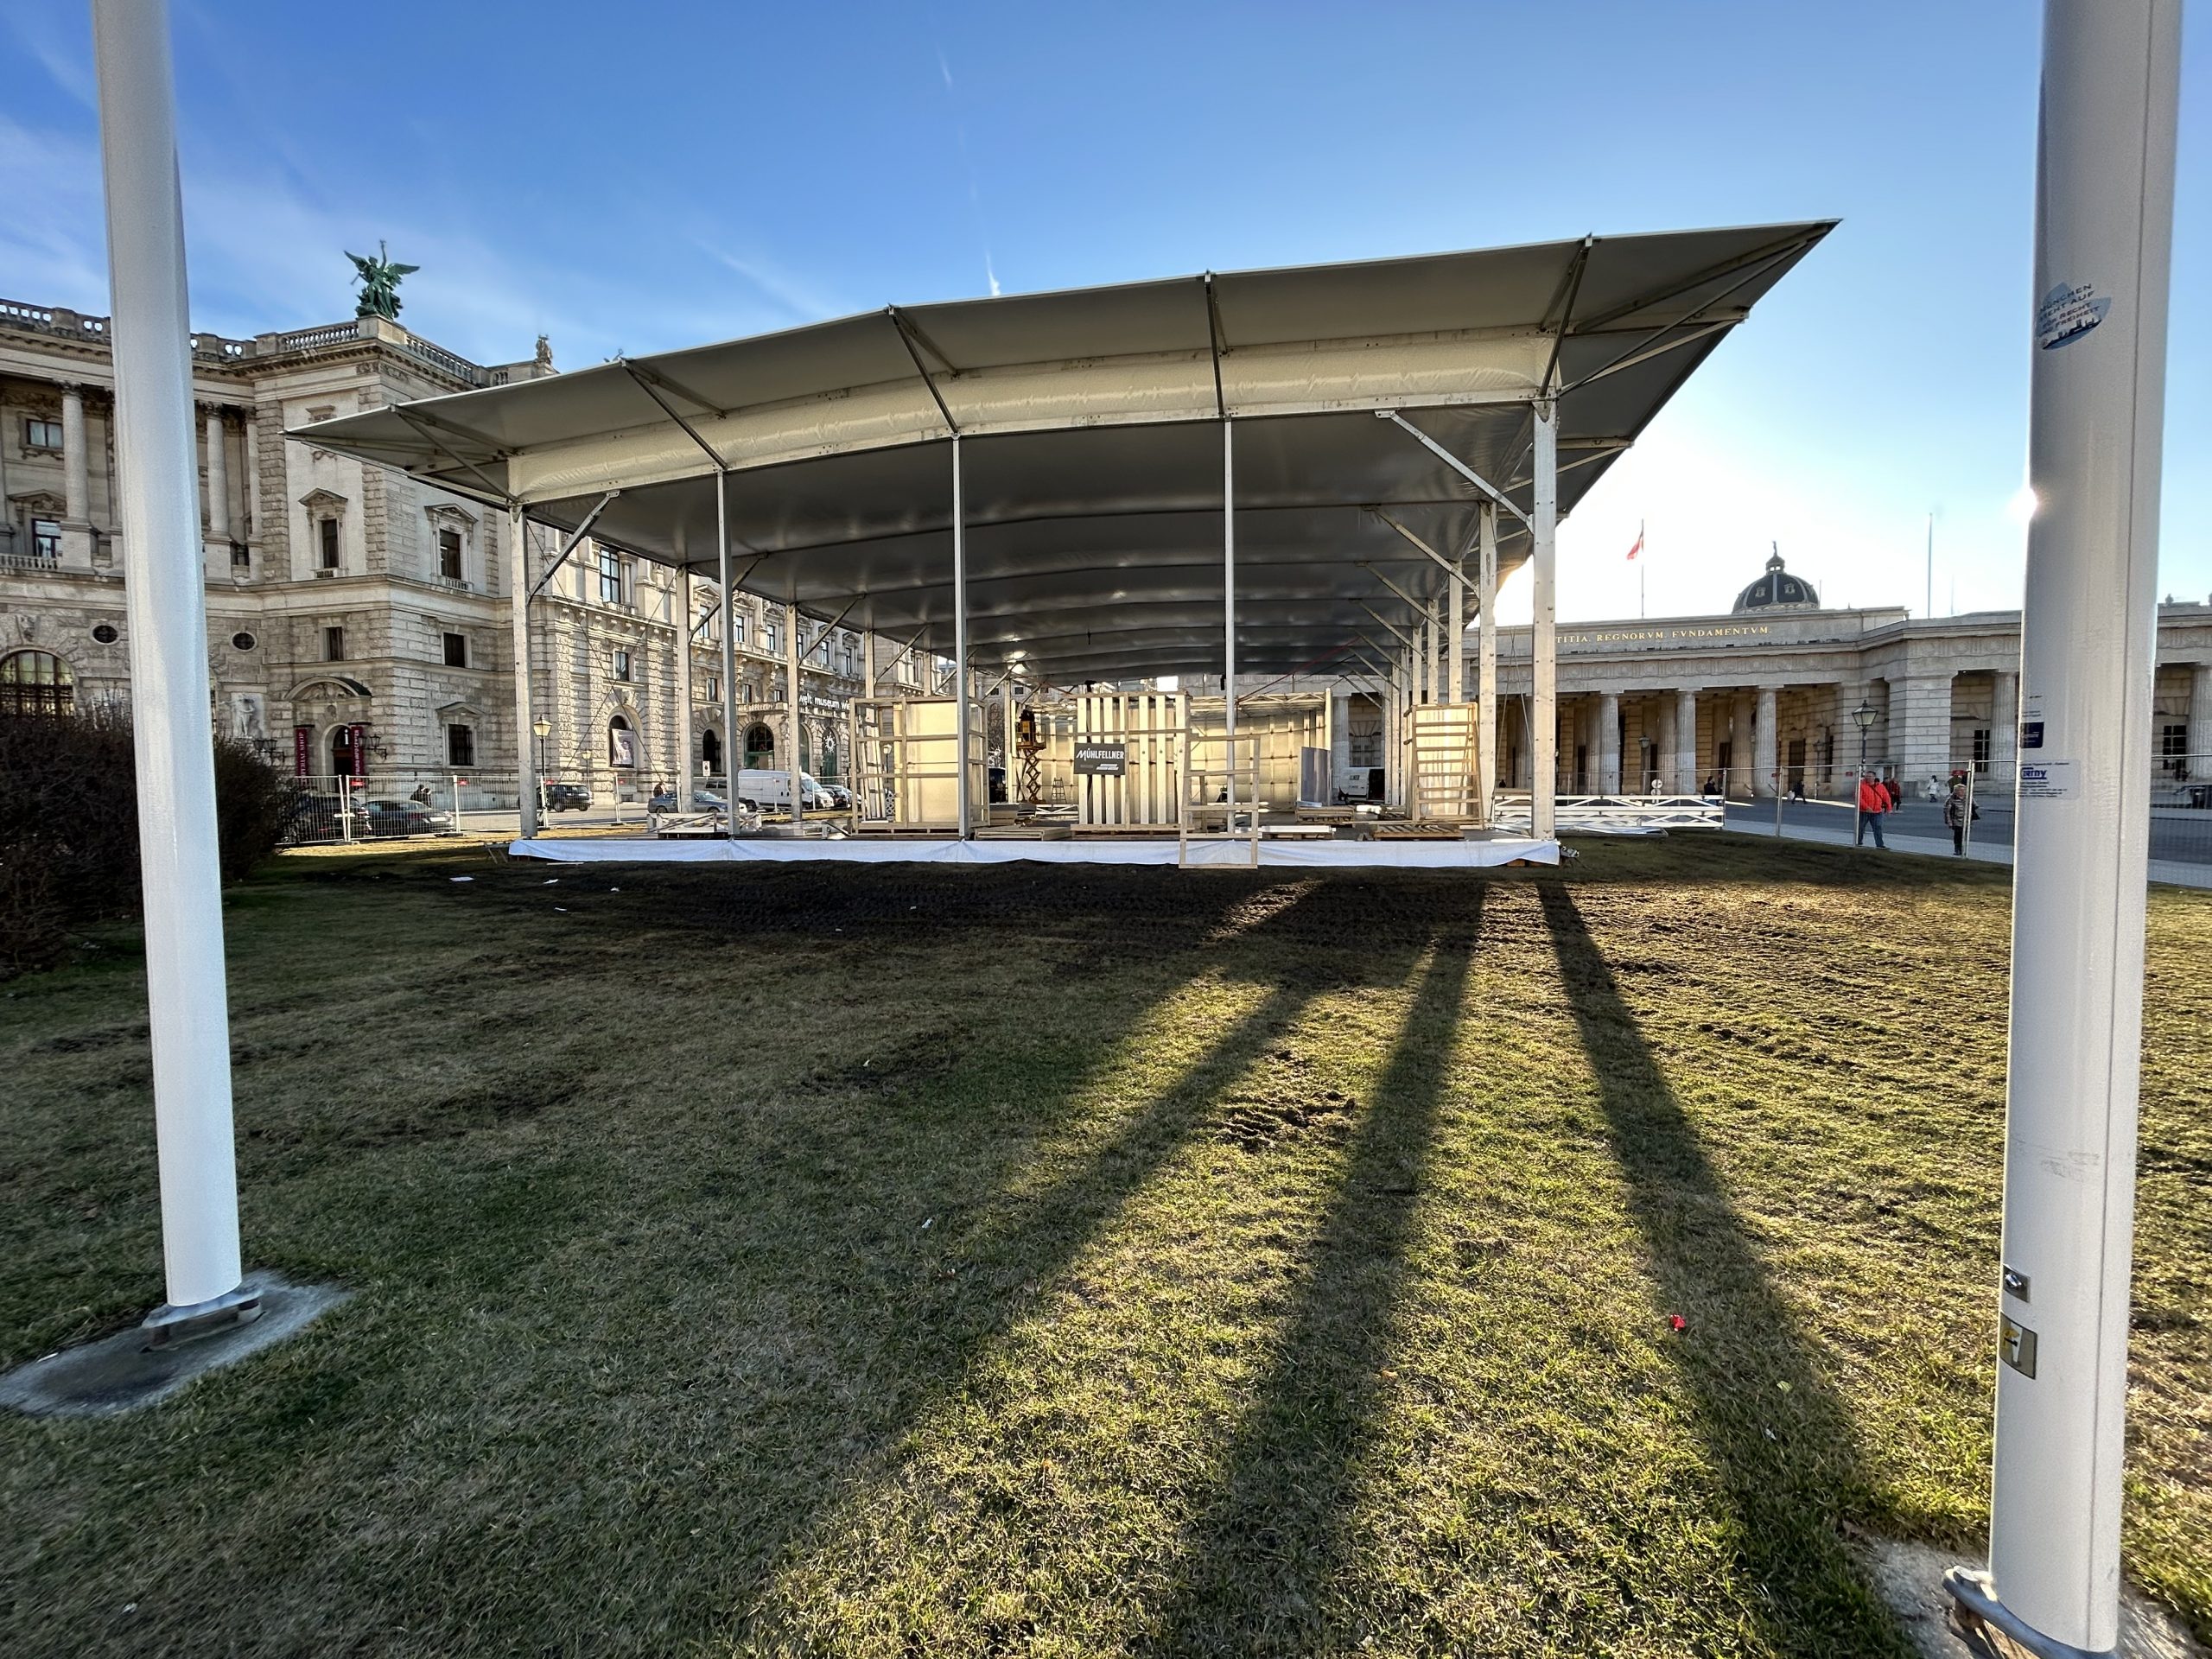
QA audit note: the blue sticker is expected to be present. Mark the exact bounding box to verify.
[2021,721,2044,750]
[2037,283,2110,350]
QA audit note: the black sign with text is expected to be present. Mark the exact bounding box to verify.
[1073,741,1127,777]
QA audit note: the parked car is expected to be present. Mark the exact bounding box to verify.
[734,767,830,810]
[818,781,853,810]
[648,785,725,813]
[539,782,594,812]
[364,799,449,837]
[284,792,371,841]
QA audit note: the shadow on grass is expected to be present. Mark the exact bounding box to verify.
[1535,880,1908,1656]
[728,884,1442,1642]
[1141,906,1478,1655]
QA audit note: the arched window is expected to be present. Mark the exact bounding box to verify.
[329,726,357,777]
[0,651,73,716]
[700,728,721,775]
[608,715,636,768]
[743,721,775,768]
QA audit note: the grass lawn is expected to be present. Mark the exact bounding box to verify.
[2,837,2207,1657]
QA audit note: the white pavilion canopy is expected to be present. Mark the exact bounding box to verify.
[296,222,1832,685]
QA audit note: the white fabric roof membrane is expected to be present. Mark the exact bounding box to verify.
[296,222,1832,682]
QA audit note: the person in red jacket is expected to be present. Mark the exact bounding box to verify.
[1856,772,1890,849]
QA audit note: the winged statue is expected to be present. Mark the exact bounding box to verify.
[346,241,418,321]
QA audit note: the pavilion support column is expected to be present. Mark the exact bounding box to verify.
[1223,418,1236,738]
[863,629,877,699]
[785,598,804,836]
[1477,504,1497,822]
[1675,690,1699,795]
[1530,398,1558,841]
[952,435,972,838]
[675,556,695,814]
[507,506,540,838]
[1428,599,1445,707]
[716,471,738,837]
[1446,562,1465,707]
[1948,5,2180,1650]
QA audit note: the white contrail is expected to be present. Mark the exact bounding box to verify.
[933,39,999,297]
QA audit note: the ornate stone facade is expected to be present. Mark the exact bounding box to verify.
[0,298,907,798]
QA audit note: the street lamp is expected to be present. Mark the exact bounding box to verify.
[1850,701,1877,784]
[531,715,550,777]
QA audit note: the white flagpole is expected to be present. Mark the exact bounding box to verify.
[1945,0,2179,1651]
[91,0,252,1337]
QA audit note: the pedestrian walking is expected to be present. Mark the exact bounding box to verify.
[1857,771,1890,849]
[1944,780,1970,855]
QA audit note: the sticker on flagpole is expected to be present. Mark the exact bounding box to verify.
[2036,283,2109,350]
[2018,760,2076,800]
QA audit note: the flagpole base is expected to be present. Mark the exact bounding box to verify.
[1943,1569,2113,1659]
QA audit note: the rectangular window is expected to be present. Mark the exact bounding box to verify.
[597,547,624,605]
[1971,728,1992,773]
[438,528,463,581]
[231,542,251,569]
[763,618,779,656]
[24,417,62,450]
[447,724,474,766]
[324,626,346,661]
[443,632,467,668]
[706,674,720,702]
[319,517,340,569]
[731,609,745,645]
[2162,723,2189,777]
[31,519,61,560]
[612,648,632,683]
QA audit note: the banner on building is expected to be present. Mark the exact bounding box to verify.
[347,723,367,776]
[294,726,312,777]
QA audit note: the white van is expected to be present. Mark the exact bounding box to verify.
[734,767,830,810]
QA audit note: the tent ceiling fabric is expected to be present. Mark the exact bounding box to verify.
[297,221,1832,682]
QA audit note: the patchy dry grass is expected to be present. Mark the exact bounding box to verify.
[0,836,2205,1657]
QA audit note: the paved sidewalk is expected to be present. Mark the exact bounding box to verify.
[1719,805,2209,891]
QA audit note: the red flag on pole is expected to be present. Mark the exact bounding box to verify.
[1626,523,1644,561]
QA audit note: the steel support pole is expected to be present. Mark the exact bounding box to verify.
[1447,562,1465,707]
[715,471,737,837]
[1430,598,1446,708]
[1531,400,1559,841]
[1478,504,1499,823]
[952,435,972,837]
[91,0,245,1324]
[1223,419,1236,737]
[1948,3,2180,1654]
[675,544,694,814]
[507,505,539,838]
[785,601,803,835]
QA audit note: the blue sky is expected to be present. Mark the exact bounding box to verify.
[2,1,2203,623]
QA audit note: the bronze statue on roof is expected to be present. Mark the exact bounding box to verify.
[346,242,417,322]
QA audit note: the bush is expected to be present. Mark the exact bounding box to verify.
[0,705,290,977]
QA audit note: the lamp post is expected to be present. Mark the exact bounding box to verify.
[531,717,550,815]
[1851,702,1878,842]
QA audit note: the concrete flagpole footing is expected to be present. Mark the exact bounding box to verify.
[0,1272,349,1419]
[1859,1540,2202,1659]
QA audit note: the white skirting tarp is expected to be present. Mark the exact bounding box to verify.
[507,835,1560,870]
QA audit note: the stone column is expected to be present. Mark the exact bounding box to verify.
[1753,685,1779,798]
[1993,669,2020,788]
[202,406,229,568]
[60,385,95,568]
[1891,671,1955,796]
[1729,690,1755,796]
[1598,691,1621,794]
[1675,690,1699,793]
[2189,664,2212,782]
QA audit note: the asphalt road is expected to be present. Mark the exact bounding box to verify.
[1722,795,2212,867]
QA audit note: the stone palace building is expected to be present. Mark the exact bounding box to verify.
[1491,552,2212,798]
[0,294,925,798]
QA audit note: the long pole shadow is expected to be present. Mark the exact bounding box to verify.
[1142,905,1479,1656]
[1535,881,1905,1655]
[730,886,1434,1640]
